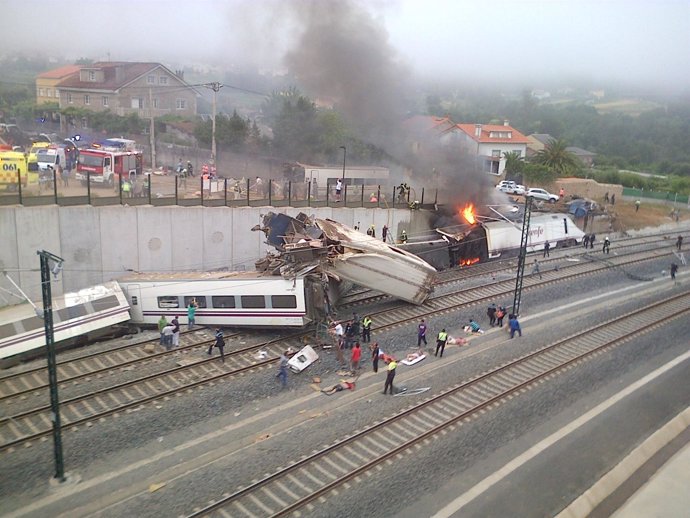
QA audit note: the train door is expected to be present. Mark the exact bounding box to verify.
[125,284,143,322]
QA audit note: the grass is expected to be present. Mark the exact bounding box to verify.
[607,199,686,232]
[593,99,660,116]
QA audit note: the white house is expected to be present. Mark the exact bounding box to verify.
[455,121,530,177]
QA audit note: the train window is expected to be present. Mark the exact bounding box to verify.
[92,295,121,312]
[57,303,88,322]
[271,295,297,309]
[212,296,236,308]
[131,296,138,305]
[183,296,207,308]
[157,296,180,308]
[0,323,16,339]
[240,295,266,309]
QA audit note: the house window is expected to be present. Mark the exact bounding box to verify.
[67,93,73,104]
[159,76,168,85]
[47,89,53,97]
[55,90,60,99]
[84,94,90,105]
[88,71,95,81]
[147,75,155,84]
[102,96,109,107]
[131,97,143,109]
[39,88,44,97]
[152,98,158,109]
[176,99,186,110]
[491,150,501,158]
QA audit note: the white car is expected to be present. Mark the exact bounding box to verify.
[495,181,516,192]
[526,188,559,203]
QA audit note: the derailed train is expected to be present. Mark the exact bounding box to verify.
[399,213,585,270]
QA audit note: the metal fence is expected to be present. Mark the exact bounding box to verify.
[0,173,438,209]
[622,187,689,205]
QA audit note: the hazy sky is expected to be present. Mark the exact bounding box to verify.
[2,0,689,91]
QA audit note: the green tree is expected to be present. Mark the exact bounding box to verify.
[503,151,525,181]
[531,138,581,176]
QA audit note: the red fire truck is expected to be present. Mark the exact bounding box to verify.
[75,145,143,187]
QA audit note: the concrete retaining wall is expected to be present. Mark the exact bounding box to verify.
[0,204,424,306]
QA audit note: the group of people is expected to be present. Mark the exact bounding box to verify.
[157,315,181,350]
[582,233,597,249]
[603,192,616,205]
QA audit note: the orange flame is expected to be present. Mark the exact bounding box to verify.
[459,257,480,267]
[461,203,476,225]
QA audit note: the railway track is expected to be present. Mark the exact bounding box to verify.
[0,245,673,452]
[185,290,690,518]
[0,328,228,403]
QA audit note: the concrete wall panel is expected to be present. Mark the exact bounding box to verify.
[202,207,234,271]
[99,206,139,280]
[15,206,62,300]
[170,207,205,271]
[59,206,103,292]
[135,207,173,272]
[231,207,266,270]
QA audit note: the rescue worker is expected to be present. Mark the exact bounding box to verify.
[676,235,683,251]
[531,259,542,279]
[603,236,611,254]
[509,315,522,338]
[157,315,168,345]
[399,230,408,244]
[543,240,551,258]
[496,306,506,327]
[277,351,289,388]
[583,234,590,248]
[435,328,448,357]
[670,262,678,281]
[383,359,397,395]
[350,342,362,373]
[371,342,380,373]
[589,233,596,250]
[417,319,428,347]
[361,315,372,343]
[122,179,132,197]
[208,328,225,362]
[487,303,497,326]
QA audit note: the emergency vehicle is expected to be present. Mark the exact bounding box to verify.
[75,144,143,187]
[0,150,39,191]
[36,146,67,172]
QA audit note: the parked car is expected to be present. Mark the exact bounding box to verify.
[512,184,526,195]
[525,188,559,203]
[495,180,516,192]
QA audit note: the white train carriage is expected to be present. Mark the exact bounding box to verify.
[118,270,326,328]
[0,281,131,361]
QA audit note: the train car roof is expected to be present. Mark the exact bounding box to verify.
[117,268,315,283]
[0,281,124,323]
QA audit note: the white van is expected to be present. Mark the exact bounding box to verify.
[36,147,67,172]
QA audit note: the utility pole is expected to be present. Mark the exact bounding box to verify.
[37,249,66,482]
[148,87,156,170]
[206,82,224,166]
[512,196,533,317]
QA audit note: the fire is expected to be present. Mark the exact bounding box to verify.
[459,257,480,267]
[461,203,477,225]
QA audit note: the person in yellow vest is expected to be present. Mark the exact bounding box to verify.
[122,179,132,197]
[383,359,397,395]
[361,315,372,342]
[435,328,448,357]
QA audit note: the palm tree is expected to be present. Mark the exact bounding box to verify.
[532,138,581,176]
[503,151,525,182]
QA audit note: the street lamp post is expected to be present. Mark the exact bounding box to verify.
[37,249,66,482]
[340,146,346,203]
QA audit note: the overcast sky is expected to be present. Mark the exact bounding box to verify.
[3,0,689,92]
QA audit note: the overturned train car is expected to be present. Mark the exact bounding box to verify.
[400,213,585,270]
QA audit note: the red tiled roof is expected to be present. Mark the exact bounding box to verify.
[55,62,167,91]
[456,123,530,144]
[403,115,457,134]
[36,65,82,80]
